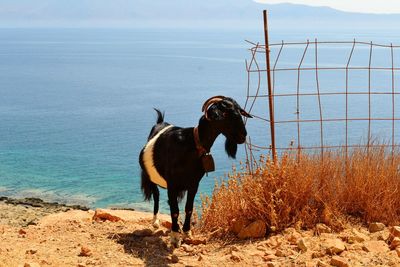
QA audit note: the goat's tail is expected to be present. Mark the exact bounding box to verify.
[154,108,164,124]
[139,150,155,201]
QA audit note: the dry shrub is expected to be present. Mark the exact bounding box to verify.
[200,146,400,237]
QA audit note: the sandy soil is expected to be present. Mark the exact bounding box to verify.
[1,199,400,267]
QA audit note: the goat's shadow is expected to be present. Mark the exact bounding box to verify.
[110,232,172,267]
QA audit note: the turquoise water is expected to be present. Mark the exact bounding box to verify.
[1,28,399,212]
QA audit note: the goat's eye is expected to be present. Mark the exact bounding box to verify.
[223,112,229,118]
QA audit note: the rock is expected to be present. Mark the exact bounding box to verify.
[79,246,92,257]
[237,220,266,239]
[312,251,326,258]
[184,237,207,245]
[198,255,203,261]
[182,244,194,253]
[348,229,370,243]
[362,240,389,253]
[317,260,330,267]
[132,228,153,237]
[23,263,40,267]
[153,229,166,237]
[25,249,37,254]
[390,237,400,250]
[315,223,332,234]
[330,256,349,267]
[369,222,385,233]
[396,247,400,257]
[263,254,278,262]
[230,251,242,262]
[324,238,346,255]
[92,209,123,222]
[18,229,27,235]
[389,226,400,242]
[161,221,172,229]
[267,262,278,267]
[231,217,251,235]
[297,238,309,252]
[170,254,179,263]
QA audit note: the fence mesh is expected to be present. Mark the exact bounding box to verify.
[243,38,400,165]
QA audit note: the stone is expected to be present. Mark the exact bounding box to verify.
[23,263,40,267]
[92,209,123,222]
[389,226,400,242]
[230,251,242,262]
[25,249,37,255]
[369,222,385,233]
[182,244,194,253]
[396,247,400,257]
[132,228,153,237]
[317,260,330,267]
[390,237,400,250]
[312,251,326,258]
[170,254,179,263]
[18,229,27,235]
[231,217,251,235]
[153,229,166,237]
[297,238,309,252]
[161,221,172,229]
[315,223,332,234]
[348,229,370,243]
[263,254,278,261]
[237,220,266,239]
[79,246,92,257]
[330,256,349,267]
[267,262,278,267]
[362,240,389,253]
[324,238,346,255]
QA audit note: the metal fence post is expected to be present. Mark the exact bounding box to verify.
[263,10,276,162]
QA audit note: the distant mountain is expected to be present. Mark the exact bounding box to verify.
[0,0,400,29]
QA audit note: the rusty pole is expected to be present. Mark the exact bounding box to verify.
[263,10,276,162]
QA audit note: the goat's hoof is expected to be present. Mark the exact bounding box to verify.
[183,230,193,240]
[152,219,160,229]
[170,231,182,248]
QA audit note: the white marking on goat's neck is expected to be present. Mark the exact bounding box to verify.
[142,125,173,189]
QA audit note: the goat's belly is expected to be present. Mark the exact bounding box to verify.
[142,125,173,189]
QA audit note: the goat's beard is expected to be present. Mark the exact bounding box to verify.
[225,138,238,159]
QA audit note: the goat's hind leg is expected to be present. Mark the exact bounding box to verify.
[167,189,181,247]
[152,184,160,228]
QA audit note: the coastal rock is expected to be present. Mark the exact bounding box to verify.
[92,209,123,222]
[237,220,266,239]
[368,222,385,233]
[297,238,309,252]
[389,226,400,242]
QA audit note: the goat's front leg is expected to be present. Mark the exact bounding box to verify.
[183,186,198,239]
[167,188,181,247]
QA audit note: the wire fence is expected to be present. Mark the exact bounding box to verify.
[243,11,400,165]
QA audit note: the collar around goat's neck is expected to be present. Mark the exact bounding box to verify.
[193,126,209,157]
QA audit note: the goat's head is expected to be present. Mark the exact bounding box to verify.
[202,95,252,158]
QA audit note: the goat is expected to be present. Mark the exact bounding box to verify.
[138,96,252,247]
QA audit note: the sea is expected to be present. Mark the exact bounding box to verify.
[1,27,400,213]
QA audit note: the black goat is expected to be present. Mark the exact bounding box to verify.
[139,96,252,247]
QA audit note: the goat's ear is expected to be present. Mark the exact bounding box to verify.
[225,138,237,159]
[240,108,253,118]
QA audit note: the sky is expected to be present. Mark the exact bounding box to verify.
[255,0,400,14]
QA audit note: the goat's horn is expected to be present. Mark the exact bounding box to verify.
[201,95,225,112]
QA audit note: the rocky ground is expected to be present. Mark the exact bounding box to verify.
[0,198,400,266]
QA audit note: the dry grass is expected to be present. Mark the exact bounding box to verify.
[199,146,400,237]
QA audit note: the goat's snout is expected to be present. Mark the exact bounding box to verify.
[237,132,247,144]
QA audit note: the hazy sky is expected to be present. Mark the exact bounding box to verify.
[256,0,400,14]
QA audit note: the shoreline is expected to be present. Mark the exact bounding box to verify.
[0,196,90,227]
